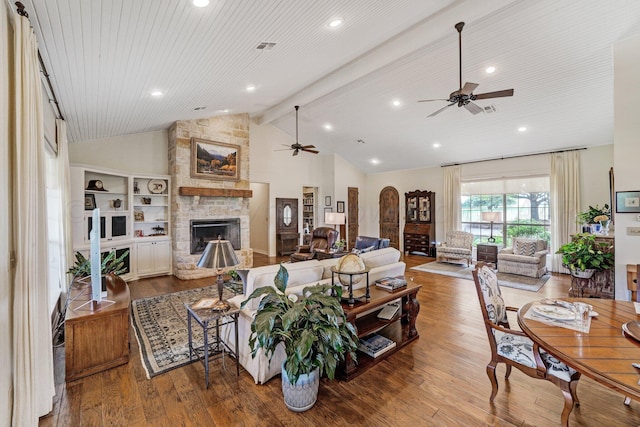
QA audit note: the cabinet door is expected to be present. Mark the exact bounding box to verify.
[136,242,155,276]
[153,240,172,274]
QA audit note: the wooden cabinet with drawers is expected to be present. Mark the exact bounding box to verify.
[403,190,435,256]
[476,243,499,266]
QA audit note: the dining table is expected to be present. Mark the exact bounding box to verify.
[518,298,640,401]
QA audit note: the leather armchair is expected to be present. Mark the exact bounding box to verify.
[290,227,339,262]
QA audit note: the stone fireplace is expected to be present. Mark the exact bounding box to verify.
[168,114,253,280]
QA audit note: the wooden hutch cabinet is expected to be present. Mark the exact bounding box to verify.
[403,190,435,256]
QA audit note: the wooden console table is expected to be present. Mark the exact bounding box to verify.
[65,274,130,382]
[338,279,421,380]
[276,232,299,256]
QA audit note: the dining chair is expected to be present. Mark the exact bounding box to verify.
[472,262,581,427]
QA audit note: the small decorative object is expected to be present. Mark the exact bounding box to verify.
[337,201,345,213]
[148,179,166,194]
[241,265,358,412]
[133,181,140,194]
[134,211,144,222]
[616,191,640,213]
[556,233,614,276]
[190,138,240,181]
[134,230,144,238]
[84,194,96,210]
[112,198,122,209]
[141,197,151,205]
[335,254,366,286]
[334,239,346,252]
[325,196,331,206]
[151,225,165,235]
[86,179,106,191]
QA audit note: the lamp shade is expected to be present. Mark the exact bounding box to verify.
[325,212,346,225]
[481,211,502,222]
[197,239,239,269]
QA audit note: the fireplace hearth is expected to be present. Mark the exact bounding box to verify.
[191,219,240,254]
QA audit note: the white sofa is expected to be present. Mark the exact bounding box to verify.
[223,247,406,384]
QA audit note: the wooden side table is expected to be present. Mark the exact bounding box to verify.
[315,250,346,260]
[476,243,499,267]
[185,304,240,388]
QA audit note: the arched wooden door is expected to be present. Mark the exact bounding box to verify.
[347,187,359,249]
[379,186,400,249]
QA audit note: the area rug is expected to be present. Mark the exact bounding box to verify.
[131,285,236,379]
[410,261,549,292]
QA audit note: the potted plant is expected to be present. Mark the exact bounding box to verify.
[576,204,611,228]
[67,249,129,278]
[555,233,614,278]
[240,264,358,412]
[334,239,346,252]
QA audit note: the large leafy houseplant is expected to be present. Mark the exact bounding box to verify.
[555,233,614,273]
[240,264,358,384]
[67,249,129,278]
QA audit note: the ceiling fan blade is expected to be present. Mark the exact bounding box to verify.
[275,148,292,151]
[464,102,483,115]
[460,82,478,95]
[301,145,316,149]
[417,98,449,103]
[427,103,455,118]
[302,149,319,154]
[473,89,514,100]
[292,149,299,156]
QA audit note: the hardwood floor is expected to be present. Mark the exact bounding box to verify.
[41,254,640,426]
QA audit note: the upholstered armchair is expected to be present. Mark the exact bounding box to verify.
[290,227,339,262]
[497,237,548,278]
[472,263,580,426]
[351,236,390,254]
[436,231,474,266]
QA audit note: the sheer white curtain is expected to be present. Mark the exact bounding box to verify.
[57,119,74,285]
[550,151,581,272]
[443,165,461,237]
[12,12,55,424]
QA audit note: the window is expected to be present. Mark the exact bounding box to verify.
[461,176,550,247]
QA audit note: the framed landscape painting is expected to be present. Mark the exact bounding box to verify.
[191,138,240,181]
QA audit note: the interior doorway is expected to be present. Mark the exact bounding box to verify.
[347,187,359,249]
[250,182,269,255]
[379,186,400,249]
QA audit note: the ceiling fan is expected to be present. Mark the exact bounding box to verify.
[276,105,319,156]
[417,21,514,117]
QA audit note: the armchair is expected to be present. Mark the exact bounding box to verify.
[436,231,474,266]
[497,237,548,278]
[472,263,580,426]
[290,227,339,262]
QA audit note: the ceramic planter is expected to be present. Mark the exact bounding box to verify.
[281,362,319,412]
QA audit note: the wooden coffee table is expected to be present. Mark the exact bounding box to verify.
[337,278,421,380]
[316,250,346,260]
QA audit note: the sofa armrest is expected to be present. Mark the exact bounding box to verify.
[499,247,514,254]
[296,244,312,253]
[533,250,548,259]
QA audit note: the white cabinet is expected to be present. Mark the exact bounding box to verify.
[136,239,172,277]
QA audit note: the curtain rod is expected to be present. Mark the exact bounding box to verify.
[440,147,587,168]
[15,2,65,121]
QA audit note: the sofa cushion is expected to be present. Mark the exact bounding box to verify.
[359,247,401,269]
[317,257,340,279]
[498,253,543,265]
[514,239,537,256]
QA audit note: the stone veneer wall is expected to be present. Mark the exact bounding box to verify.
[168,113,253,280]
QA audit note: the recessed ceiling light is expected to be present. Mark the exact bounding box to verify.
[486,66,496,74]
[328,18,344,28]
[370,158,381,165]
[433,143,441,148]
[217,108,229,113]
[150,90,164,97]
[518,126,527,132]
[246,85,256,92]
[391,99,402,107]
[323,123,333,131]
[192,0,209,7]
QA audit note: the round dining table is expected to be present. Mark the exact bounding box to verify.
[518,298,640,400]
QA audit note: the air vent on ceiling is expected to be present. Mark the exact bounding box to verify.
[483,105,496,113]
[256,41,277,50]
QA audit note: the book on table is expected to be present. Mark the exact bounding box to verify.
[357,333,396,358]
[374,277,407,291]
[377,302,400,320]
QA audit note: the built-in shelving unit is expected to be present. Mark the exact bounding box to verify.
[302,187,316,234]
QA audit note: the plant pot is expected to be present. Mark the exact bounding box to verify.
[281,362,319,412]
[572,269,595,279]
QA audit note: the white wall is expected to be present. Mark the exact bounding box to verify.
[250,182,269,254]
[69,130,169,175]
[579,145,614,212]
[0,2,13,423]
[613,34,640,300]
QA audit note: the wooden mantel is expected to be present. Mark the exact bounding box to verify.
[179,187,252,198]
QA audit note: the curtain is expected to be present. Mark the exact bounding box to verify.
[57,119,74,286]
[443,165,461,238]
[12,12,55,424]
[550,151,581,272]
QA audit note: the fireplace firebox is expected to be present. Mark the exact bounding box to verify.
[190,219,240,254]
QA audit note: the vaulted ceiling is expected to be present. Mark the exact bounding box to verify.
[24,0,640,172]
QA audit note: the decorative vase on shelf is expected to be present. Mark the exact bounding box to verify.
[600,220,610,235]
[591,223,602,234]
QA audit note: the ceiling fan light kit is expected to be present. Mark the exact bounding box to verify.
[275,105,319,156]
[418,21,514,117]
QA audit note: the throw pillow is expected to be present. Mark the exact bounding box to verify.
[515,240,537,257]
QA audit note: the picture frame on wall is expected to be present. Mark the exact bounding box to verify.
[190,137,240,181]
[337,201,345,213]
[84,194,96,210]
[325,196,331,206]
[616,191,640,213]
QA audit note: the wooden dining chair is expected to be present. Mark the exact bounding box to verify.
[472,262,582,426]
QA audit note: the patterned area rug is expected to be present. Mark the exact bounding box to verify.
[410,261,549,292]
[131,285,236,378]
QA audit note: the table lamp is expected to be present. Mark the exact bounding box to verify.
[325,212,346,230]
[197,238,240,311]
[481,211,502,243]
